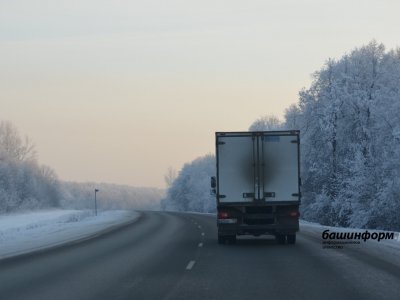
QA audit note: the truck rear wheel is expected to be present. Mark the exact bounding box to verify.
[228,235,236,244]
[287,234,296,244]
[276,234,286,244]
[218,235,225,244]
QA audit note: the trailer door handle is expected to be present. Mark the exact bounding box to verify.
[264,192,275,198]
[243,193,254,198]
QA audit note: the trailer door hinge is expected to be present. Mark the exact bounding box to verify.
[217,141,225,145]
[291,140,299,144]
[292,193,301,197]
[218,194,226,199]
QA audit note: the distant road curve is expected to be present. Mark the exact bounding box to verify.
[0,211,399,300]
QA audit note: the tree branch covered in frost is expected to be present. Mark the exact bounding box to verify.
[161,154,216,213]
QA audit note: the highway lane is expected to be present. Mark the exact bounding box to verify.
[0,211,399,300]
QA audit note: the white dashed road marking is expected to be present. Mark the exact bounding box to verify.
[186,260,196,270]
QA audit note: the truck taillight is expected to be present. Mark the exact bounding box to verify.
[218,211,230,219]
[289,211,300,218]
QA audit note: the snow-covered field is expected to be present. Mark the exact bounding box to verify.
[0,210,139,260]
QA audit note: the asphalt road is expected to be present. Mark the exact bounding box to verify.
[0,211,399,300]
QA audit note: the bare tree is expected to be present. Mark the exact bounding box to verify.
[164,166,177,188]
[0,121,36,161]
[40,165,59,184]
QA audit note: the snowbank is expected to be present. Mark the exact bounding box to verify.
[0,209,139,260]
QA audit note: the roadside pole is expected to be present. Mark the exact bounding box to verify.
[94,189,99,216]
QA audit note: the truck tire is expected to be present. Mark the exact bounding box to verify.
[228,235,237,244]
[287,234,296,245]
[276,234,286,244]
[218,234,227,244]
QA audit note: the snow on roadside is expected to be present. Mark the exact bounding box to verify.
[0,209,139,260]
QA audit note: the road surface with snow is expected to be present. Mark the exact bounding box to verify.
[0,211,399,300]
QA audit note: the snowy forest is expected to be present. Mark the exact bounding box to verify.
[0,121,163,213]
[162,41,400,231]
[160,155,215,213]
[0,121,60,213]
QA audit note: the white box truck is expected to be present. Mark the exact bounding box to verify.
[211,131,301,244]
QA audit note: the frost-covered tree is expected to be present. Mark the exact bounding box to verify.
[0,121,61,213]
[249,115,282,131]
[283,104,301,130]
[0,121,36,162]
[0,121,165,214]
[164,167,177,188]
[289,41,400,230]
[161,154,216,213]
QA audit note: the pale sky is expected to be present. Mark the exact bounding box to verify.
[1,0,399,188]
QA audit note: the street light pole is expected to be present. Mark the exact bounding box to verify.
[94,189,99,216]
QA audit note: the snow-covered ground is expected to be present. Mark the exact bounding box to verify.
[0,210,140,260]
[1,210,399,262]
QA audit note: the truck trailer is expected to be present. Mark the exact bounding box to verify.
[211,131,301,245]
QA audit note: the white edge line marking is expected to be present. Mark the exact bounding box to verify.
[186,260,196,270]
